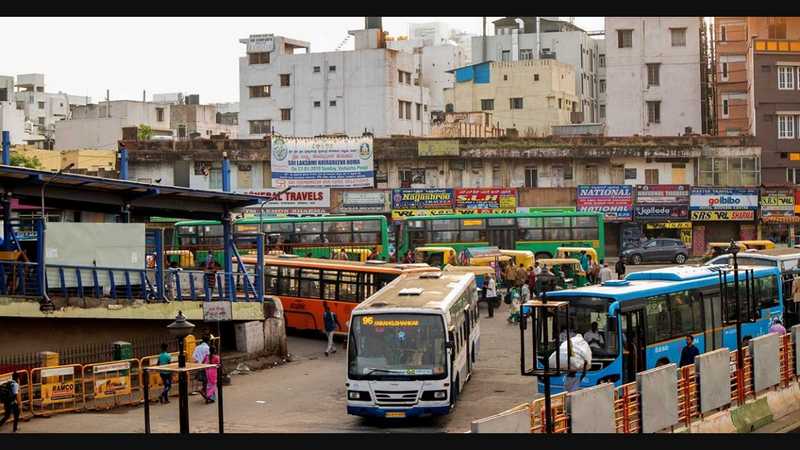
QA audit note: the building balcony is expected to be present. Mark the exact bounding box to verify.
[753,39,800,53]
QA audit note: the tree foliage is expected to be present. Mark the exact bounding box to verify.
[9,152,43,169]
[137,124,153,141]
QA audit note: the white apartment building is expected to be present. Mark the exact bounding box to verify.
[605,17,703,136]
[238,30,431,138]
[387,36,467,113]
[54,100,172,150]
[597,38,606,122]
[473,17,600,123]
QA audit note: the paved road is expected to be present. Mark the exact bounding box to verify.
[11,263,672,434]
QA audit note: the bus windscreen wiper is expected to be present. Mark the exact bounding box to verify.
[364,368,402,376]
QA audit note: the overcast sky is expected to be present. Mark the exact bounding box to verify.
[0,17,604,104]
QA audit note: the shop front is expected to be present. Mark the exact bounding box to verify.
[576,185,633,257]
[689,187,759,256]
[759,188,798,246]
[633,184,692,248]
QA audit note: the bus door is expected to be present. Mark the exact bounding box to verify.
[781,272,800,328]
[700,290,723,352]
[486,218,516,249]
[620,309,646,384]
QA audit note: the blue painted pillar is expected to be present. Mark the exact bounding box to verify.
[1,195,13,251]
[118,146,129,180]
[153,229,164,301]
[2,131,10,165]
[222,212,234,301]
[36,218,46,297]
[256,233,264,302]
[222,152,231,193]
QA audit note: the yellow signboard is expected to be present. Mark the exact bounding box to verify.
[690,210,755,221]
[418,140,459,157]
[361,316,419,327]
[42,382,75,404]
[93,361,132,399]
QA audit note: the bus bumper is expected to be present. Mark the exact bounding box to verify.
[347,405,451,418]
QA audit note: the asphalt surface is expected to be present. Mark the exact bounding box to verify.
[7,262,679,434]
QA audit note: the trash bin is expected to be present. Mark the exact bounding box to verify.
[112,341,133,360]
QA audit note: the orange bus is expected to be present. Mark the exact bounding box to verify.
[241,255,436,334]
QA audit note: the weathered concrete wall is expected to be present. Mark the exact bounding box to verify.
[470,404,531,433]
[567,383,616,433]
[263,297,287,357]
[235,321,266,354]
[749,333,780,393]
[696,348,732,413]
[518,188,575,207]
[637,363,679,433]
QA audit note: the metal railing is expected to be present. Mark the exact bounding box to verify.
[44,264,158,302]
[0,260,40,297]
[165,268,260,302]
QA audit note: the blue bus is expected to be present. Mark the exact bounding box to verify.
[538,265,784,392]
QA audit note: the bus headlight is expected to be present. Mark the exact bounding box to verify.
[421,390,447,401]
[348,390,371,401]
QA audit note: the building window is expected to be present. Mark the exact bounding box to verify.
[524,167,538,188]
[534,74,539,81]
[249,85,271,98]
[329,65,336,72]
[399,168,425,187]
[599,54,606,68]
[584,165,599,184]
[416,103,421,120]
[722,98,729,118]
[209,168,222,190]
[249,52,270,64]
[38,117,45,126]
[671,28,687,47]
[599,79,606,93]
[778,114,795,139]
[778,66,795,90]
[720,25,727,42]
[405,101,411,120]
[558,98,563,109]
[647,101,661,124]
[788,168,800,184]
[398,101,412,120]
[329,100,337,107]
[481,99,494,111]
[510,97,524,109]
[501,50,511,61]
[445,103,454,113]
[617,30,633,48]
[492,164,502,186]
[768,17,787,39]
[398,70,413,84]
[699,157,760,186]
[280,74,291,87]
[280,108,291,121]
[647,63,660,87]
[519,49,533,60]
[645,168,659,184]
[721,62,729,81]
[599,104,606,119]
[249,119,271,135]
[313,101,321,108]
[313,66,320,73]
[38,101,45,109]
[156,108,164,122]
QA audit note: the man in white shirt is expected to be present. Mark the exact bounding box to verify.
[534,262,542,276]
[192,335,211,398]
[598,262,614,284]
[584,322,605,350]
[485,274,497,318]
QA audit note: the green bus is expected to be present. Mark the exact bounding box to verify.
[396,211,605,261]
[172,215,391,266]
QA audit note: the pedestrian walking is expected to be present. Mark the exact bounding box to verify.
[158,343,172,404]
[0,373,20,432]
[598,261,614,284]
[679,335,700,367]
[503,262,517,290]
[515,263,527,288]
[578,251,590,273]
[192,335,211,399]
[485,274,497,318]
[534,262,542,276]
[615,258,626,280]
[769,317,787,335]
[203,346,220,403]
[323,302,341,356]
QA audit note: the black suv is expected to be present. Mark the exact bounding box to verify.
[621,238,689,265]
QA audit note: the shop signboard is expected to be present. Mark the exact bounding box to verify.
[271,136,374,188]
[418,140,459,157]
[576,185,633,222]
[795,189,800,214]
[391,188,453,210]
[689,187,758,222]
[634,185,690,220]
[391,188,516,219]
[760,188,794,218]
[340,191,389,213]
[93,361,132,399]
[243,188,331,209]
[454,188,517,210]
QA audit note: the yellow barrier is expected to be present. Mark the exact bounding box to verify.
[81,359,143,410]
[30,364,83,416]
[0,369,33,421]
[166,250,195,268]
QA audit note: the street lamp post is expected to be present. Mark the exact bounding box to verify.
[167,311,195,434]
[38,162,76,313]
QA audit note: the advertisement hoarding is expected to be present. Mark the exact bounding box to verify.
[271,136,374,188]
[689,187,758,221]
[576,185,633,222]
[760,188,794,218]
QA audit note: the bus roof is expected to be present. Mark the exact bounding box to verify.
[545,265,780,302]
[354,272,474,313]
[397,211,603,221]
[174,219,221,226]
[236,215,386,224]
[241,255,435,274]
[742,247,800,258]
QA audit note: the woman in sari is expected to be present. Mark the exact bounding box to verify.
[203,346,221,403]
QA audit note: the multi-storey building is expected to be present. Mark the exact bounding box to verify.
[714,17,749,135]
[597,38,607,122]
[605,17,704,136]
[443,59,577,136]
[238,27,430,138]
[472,17,600,123]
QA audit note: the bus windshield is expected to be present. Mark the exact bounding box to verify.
[559,297,619,360]
[348,313,447,380]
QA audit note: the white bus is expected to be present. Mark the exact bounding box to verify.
[345,271,479,418]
